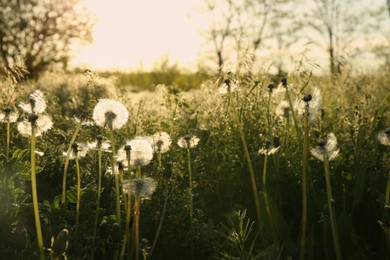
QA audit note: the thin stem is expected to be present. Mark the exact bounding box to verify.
[62,121,83,204]
[134,166,141,260]
[266,92,272,139]
[92,149,103,259]
[109,125,121,225]
[6,121,10,160]
[30,125,45,260]
[299,104,309,260]
[262,153,274,240]
[324,157,343,260]
[229,93,264,239]
[285,87,302,143]
[76,156,81,227]
[386,171,390,260]
[187,148,194,223]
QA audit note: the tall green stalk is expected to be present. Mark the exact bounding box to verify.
[91,145,103,259]
[299,102,309,260]
[121,145,133,260]
[75,155,81,227]
[134,166,141,260]
[30,123,45,260]
[228,87,264,239]
[187,147,194,223]
[262,152,274,239]
[62,121,83,204]
[324,157,343,260]
[6,121,10,161]
[386,171,390,259]
[109,125,121,225]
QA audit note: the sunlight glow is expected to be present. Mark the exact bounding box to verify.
[72,0,206,71]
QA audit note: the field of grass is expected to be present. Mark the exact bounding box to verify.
[0,64,389,259]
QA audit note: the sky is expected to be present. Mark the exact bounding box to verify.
[71,0,207,71]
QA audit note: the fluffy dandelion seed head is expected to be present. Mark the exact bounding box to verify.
[148,132,172,154]
[19,89,47,114]
[87,139,111,152]
[177,135,200,149]
[0,107,18,123]
[378,129,390,146]
[64,142,89,160]
[118,138,154,167]
[125,177,156,199]
[276,100,291,120]
[92,99,129,129]
[311,133,339,161]
[17,114,53,137]
[294,87,322,122]
[218,80,239,95]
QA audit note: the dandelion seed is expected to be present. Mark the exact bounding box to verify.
[148,132,172,154]
[294,87,322,122]
[258,139,280,155]
[17,114,53,137]
[92,99,129,129]
[276,100,291,120]
[118,137,154,167]
[311,133,340,161]
[378,128,390,146]
[218,79,239,95]
[123,177,156,199]
[63,142,89,160]
[18,89,47,114]
[0,107,18,123]
[177,135,200,149]
[35,150,44,156]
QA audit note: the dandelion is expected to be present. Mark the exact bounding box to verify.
[62,142,89,160]
[276,100,292,120]
[218,79,240,95]
[118,138,154,168]
[148,132,172,154]
[1,107,18,160]
[17,114,53,137]
[0,107,18,123]
[310,133,340,161]
[92,99,129,129]
[378,128,390,146]
[258,139,280,155]
[18,89,47,114]
[311,133,343,260]
[123,177,157,199]
[87,139,111,152]
[294,87,322,122]
[177,135,200,149]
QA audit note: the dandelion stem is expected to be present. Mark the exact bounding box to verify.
[92,148,103,259]
[266,92,272,139]
[109,125,121,225]
[324,156,343,260]
[262,153,274,240]
[120,157,133,259]
[62,120,82,204]
[285,87,302,143]
[229,93,264,240]
[75,155,81,227]
[187,147,194,223]
[30,125,45,260]
[134,166,141,260]
[299,104,309,260]
[6,121,10,160]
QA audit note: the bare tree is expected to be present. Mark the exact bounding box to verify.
[0,0,94,77]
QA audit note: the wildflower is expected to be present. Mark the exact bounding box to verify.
[276,100,291,120]
[123,177,156,199]
[17,113,53,137]
[177,135,200,149]
[259,139,280,155]
[92,99,129,129]
[294,87,322,122]
[218,79,239,95]
[118,137,154,167]
[87,136,111,151]
[18,89,47,114]
[0,107,18,123]
[63,142,89,160]
[311,133,339,161]
[378,127,390,146]
[148,132,172,154]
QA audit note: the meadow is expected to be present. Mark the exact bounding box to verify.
[0,63,389,260]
